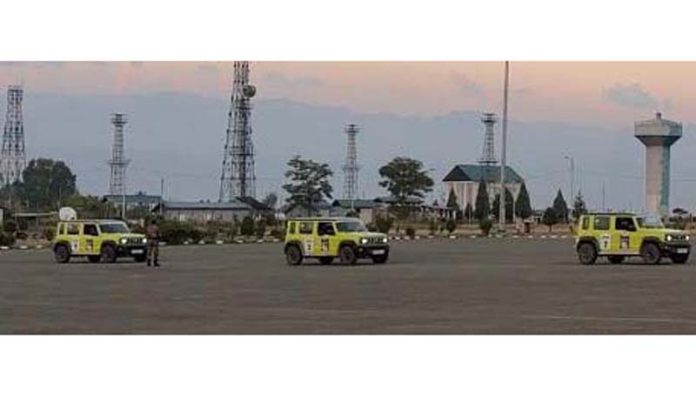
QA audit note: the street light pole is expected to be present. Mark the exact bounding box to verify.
[564,155,575,202]
[499,61,509,228]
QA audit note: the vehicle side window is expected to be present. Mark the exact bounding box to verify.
[299,222,313,235]
[67,223,80,235]
[317,222,335,236]
[59,224,66,235]
[581,217,589,230]
[83,224,99,236]
[288,222,296,234]
[594,216,610,231]
[615,217,637,232]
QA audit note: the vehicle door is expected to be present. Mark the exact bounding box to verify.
[82,223,100,255]
[65,223,82,254]
[316,221,336,257]
[612,216,640,254]
[297,221,316,257]
[593,215,612,253]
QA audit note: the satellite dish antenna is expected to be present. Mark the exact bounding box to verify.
[58,207,78,221]
[243,85,256,98]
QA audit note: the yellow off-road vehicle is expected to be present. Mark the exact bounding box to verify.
[52,220,148,263]
[284,217,390,265]
[575,213,691,265]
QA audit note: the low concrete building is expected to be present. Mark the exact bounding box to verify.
[103,192,162,210]
[331,199,385,224]
[442,164,524,212]
[154,200,255,223]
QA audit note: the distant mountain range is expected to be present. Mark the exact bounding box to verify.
[19,92,696,212]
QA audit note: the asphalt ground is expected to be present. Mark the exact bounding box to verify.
[2,238,696,334]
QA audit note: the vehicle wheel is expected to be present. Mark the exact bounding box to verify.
[372,254,389,264]
[54,244,70,263]
[87,255,101,263]
[608,255,625,264]
[101,244,117,263]
[641,243,662,265]
[339,245,357,265]
[318,257,333,265]
[134,254,147,263]
[672,254,689,264]
[285,245,303,266]
[577,242,597,265]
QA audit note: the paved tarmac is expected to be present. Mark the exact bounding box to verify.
[2,238,696,334]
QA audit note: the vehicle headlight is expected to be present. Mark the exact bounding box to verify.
[382,237,388,244]
[120,237,128,244]
[360,238,368,244]
[142,238,148,244]
[687,235,691,241]
[666,235,673,242]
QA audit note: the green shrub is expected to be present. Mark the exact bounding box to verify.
[0,232,15,247]
[240,216,255,237]
[429,219,438,235]
[446,219,457,234]
[269,227,284,240]
[4,220,17,233]
[375,215,393,234]
[42,227,55,241]
[405,227,416,239]
[479,218,493,236]
[255,219,267,239]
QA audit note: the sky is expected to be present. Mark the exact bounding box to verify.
[1,61,695,211]
[0,61,691,125]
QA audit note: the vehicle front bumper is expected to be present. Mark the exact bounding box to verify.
[661,242,691,256]
[356,245,390,258]
[117,244,147,257]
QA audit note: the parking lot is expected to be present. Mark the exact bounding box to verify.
[3,238,696,334]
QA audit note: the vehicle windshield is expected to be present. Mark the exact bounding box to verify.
[335,221,368,233]
[99,222,130,234]
[636,215,664,229]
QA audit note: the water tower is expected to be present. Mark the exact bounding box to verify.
[634,112,682,216]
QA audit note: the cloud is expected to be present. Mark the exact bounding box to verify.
[602,82,663,110]
[262,72,324,89]
[450,72,484,97]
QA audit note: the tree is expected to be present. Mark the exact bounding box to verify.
[474,180,490,221]
[378,157,434,218]
[261,192,278,210]
[553,189,569,223]
[515,182,533,219]
[240,216,255,237]
[542,207,559,232]
[491,189,514,223]
[572,190,587,220]
[463,203,474,224]
[282,156,333,216]
[13,158,77,211]
[446,189,459,211]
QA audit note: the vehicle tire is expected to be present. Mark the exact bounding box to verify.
[87,255,101,263]
[608,255,625,264]
[285,244,303,266]
[372,254,389,264]
[318,257,333,265]
[672,254,689,264]
[54,244,71,263]
[339,245,357,265]
[641,243,662,265]
[134,254,147,263]
[101,244,118,263]
[577,242,597,265]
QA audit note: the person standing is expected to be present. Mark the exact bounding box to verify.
[146,219,161,267]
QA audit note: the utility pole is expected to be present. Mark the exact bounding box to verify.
[564,155,575,202]
[499,61,509,228]
[602,182,606,211]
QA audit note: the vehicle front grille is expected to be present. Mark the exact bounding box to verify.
[668,234,689,242]
[365,237,386,245]
[127,237,144,245]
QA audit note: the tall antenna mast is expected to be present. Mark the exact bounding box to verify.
[220,61,257,202]
[0,85,26,187]
[342,124,360,206]
[108,113,130,196]
[478,113,498,166]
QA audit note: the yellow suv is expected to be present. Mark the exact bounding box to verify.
[284,217,390,265]
[52,220,148,263]
[575,213,691,265]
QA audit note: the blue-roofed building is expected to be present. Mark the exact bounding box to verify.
[442,164,525,212]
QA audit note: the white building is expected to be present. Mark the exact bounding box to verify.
[442,164,524,211]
